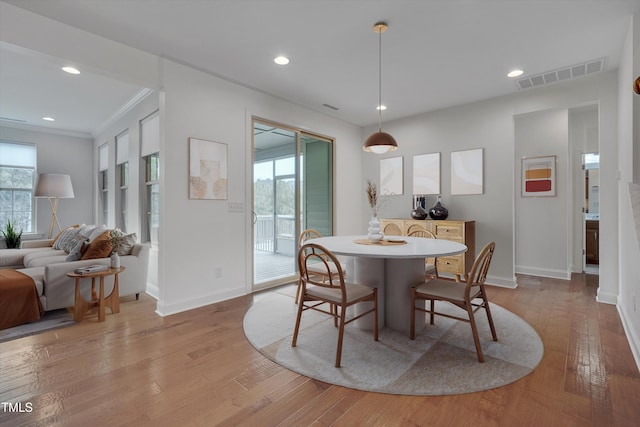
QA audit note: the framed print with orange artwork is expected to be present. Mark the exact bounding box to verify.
[521,155,556,197]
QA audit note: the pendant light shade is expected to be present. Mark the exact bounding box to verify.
[363,131,398,154]
[363,22,397,154]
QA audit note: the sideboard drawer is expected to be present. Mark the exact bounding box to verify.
[437,256,461,273]
[434,223,463,239]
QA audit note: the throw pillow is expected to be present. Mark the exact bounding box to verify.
[114,232,137,256]
[87,225,109,242]
[65,240,85,262]
[78,224,96,240]
[52,226,83,253]
[81,231,113,260]
[51,224,79,247]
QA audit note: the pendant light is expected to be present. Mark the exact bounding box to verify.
[363,22,398,154]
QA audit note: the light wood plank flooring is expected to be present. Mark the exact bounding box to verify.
[1,274,639,426]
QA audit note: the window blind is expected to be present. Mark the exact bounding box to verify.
[140,111,160,157]
[116,131,129,165]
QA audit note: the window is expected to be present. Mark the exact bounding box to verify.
[116,130,129,232]
[98,143,109,225]
[144,153,159,245]
[100,170,108,225]
[0,141,36,233]
[119,162,129,232]
[140,111,159,246]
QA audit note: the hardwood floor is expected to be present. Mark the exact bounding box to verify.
[1,274,639,426]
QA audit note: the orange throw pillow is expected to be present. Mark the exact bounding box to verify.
[80,231,113,260]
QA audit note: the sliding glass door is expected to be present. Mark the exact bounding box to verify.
[252,119,333,289]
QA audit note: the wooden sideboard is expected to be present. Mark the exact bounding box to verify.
[380,218,476,280]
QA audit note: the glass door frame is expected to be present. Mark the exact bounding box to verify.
[251,117,334,291]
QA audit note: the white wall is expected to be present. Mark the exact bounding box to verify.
[157,59,363,315]
[514,109,569,279]
[618,14,640,369]
[362,71,619,289]
[0,125,93,237]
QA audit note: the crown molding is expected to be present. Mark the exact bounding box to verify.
[92,88,155,138]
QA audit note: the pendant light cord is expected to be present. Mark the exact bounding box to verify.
[377,26,382,133]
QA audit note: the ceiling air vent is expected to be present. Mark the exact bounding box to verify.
[516,58,606,90]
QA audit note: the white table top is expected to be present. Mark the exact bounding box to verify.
[310,235,467,259]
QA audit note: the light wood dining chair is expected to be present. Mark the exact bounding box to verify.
[407,227,438,279]
[409,241,498,362]
[382,222,402,236]
[293,242,378,367]
[295,229,346,304]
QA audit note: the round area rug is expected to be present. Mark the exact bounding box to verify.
[243,285,544,396]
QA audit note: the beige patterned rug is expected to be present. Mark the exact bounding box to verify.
[243,285,543,395]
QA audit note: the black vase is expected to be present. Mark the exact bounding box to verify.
[411,195,428,220]
[429,196,448,220]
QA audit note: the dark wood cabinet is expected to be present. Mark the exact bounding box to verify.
[586,220,599,265]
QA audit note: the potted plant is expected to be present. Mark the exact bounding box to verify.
[1,220,23,249]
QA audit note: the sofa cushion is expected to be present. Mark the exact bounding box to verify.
[51,224,80,247]
[65,240,85,262]
[24,254,68,268]
[0,248,51,268]
[81,231,112,260]
[23,249,67,268]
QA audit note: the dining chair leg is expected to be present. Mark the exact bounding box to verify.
[467,305,485,363]
[481,288,499,341]
[373,288,379,341]
[294,279,302,304]
[335,306,347,367]
[291,294,305,348]
[409,287,416,340]
[430,299,435,325]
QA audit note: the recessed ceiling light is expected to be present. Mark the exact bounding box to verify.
[42,117,55,121]
[376,105,387,111]
[507,69,524,78]
[62,66,80,74]
[274,56,290,65]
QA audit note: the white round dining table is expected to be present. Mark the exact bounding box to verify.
[310,235,467,332]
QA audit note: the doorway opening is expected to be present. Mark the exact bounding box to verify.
[251,119,333,290]
[583,152,599,275]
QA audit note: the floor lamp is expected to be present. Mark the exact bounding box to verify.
[35,174,75,239]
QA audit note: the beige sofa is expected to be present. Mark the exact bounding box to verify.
[0,239,149,312]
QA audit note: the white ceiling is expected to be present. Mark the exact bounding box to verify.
[1,0,639,136]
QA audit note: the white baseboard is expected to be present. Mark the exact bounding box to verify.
[485,274,517,289]
[155,287,246,317]
[145,282,159,300]
[515,265,571,280]
[596,288,618,305]
[616,302,640,373]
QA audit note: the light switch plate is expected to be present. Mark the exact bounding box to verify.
[228,202,244,212]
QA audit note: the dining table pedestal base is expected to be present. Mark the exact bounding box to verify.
[350,256,425,333]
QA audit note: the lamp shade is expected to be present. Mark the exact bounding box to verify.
[34,174,75,198]
[363,131,398,154]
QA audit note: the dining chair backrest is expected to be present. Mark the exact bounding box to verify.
[298,242,346,295]
[298,228,322,246]
[382,223,402,236]
[407,227,436,239]
[466,241,495,290]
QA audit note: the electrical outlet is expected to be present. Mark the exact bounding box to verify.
[215,267,223,278]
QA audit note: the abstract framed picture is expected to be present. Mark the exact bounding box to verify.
[413,153,440,195]
[380,156,403,195]
[451,148,483,195]
[521,155,556,197]
[189,137,228,200]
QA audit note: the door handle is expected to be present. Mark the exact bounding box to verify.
[252,211,257,225]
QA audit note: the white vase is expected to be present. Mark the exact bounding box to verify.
[367,215,383,242]
[110,252,120,268]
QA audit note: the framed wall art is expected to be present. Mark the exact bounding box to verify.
[189,137,228,200]
[412,152,440,195]
[451,148,483,195]
[521,155,556,197]
[380,156,403,195]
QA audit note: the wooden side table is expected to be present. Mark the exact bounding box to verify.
[66,266,125,322]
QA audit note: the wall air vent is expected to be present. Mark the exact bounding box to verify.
[516,58,606,90]
[0,116,27,123]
